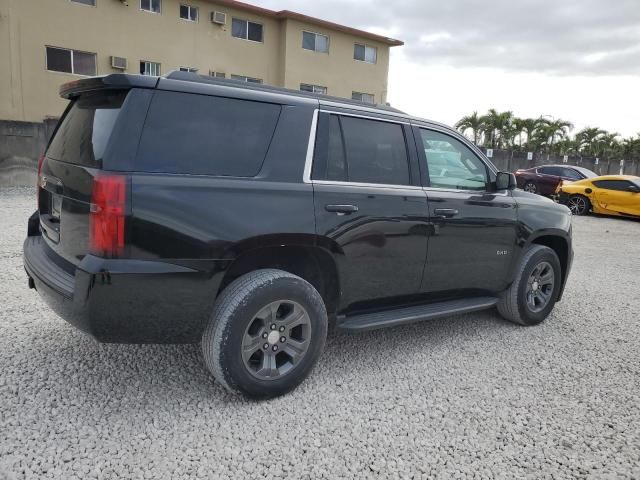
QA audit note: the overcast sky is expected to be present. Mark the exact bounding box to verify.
[254,0,640,138]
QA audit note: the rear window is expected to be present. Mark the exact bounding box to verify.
[47,91,127,167]
[135,91,281,176]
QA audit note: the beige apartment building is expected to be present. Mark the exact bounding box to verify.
[0,0,403,123]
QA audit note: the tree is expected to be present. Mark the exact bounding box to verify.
[575,127,608,156]
[455,112,484,145]
[539,119,574,152]
[480,109,514,149]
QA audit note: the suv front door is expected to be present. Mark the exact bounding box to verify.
[415,126,519,294]
[310,112,429,309]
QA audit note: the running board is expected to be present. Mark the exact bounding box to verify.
[336,297,499,333]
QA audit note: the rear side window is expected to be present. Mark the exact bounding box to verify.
[136,91,281,176]
[47,91,127,167]
[313,113,410,186]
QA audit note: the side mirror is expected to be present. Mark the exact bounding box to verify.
[496,172,517,191]
[627,185,640,193]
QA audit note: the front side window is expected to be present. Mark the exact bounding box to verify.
[302,31,329,53]
[140,0,161,13]
[562,168,582,180]
[420,129,488,191]
[231,74,262,84]
[179,4,198,21]
[315,114,410,186]
[300,84,327,95]
[354,43,377,63]
[140,61,160,76]
[231,18,263,42]
[46,46,96,76]
[352,91,375,104]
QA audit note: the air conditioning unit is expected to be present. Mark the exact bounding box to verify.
[211,11,226,25]
[111,56,127,70]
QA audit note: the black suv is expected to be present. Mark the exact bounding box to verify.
[24,72,573,398]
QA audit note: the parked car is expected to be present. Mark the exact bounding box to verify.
[557,175,640,217]
[515,165,597,196]
[23,72,574,398]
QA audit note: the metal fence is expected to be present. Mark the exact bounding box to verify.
[487,149,640,177]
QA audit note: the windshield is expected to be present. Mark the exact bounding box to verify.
[574,167,597,178]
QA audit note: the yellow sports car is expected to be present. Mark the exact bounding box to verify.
[557,175,640,217]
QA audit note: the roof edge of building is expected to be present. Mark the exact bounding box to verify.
[210,0,404,46]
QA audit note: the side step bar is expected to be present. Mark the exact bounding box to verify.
[336,297,499,333]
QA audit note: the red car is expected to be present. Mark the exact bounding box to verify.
[515,165,597,196]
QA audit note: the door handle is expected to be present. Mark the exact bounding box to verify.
[433,208,459,218]
[325,204,358,215]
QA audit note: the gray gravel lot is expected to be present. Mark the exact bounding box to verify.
[1,187,639,479]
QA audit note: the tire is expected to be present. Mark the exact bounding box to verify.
[202,269,328,399]
[568,194,590,216]
[523,181,538,194]
[497,245,562,326]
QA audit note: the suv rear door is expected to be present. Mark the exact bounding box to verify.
[310,110,429,309]
[38,88,151,266]
[414,126,518,294]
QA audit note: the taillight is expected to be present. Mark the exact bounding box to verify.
[36,155,45,207]
[37,155,45,179]
[90,174,127,258]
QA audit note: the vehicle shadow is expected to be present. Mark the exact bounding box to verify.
[19,309,513,405]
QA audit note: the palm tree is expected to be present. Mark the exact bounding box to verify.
[540,119,574,152]
[481,109,514,149]
[575,127,608,156]
[455,112,484,145]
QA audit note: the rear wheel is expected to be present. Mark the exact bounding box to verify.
[523,181,538,194]
[568,194,590,215]
[202,269,327,399]
[497,245,562,326]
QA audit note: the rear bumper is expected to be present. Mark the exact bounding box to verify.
[23,235,227,343]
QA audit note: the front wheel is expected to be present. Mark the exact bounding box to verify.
[202,269,328,399]
[568,194,590,215]
[497,245,562,326]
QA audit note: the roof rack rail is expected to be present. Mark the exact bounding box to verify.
[162,70,406,115]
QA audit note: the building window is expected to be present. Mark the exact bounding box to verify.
[302,31,329,53]
[180,67,198,72]
[231,74,262,84]
[46,46,96,76]
[70,0,96,6]
[352,91,375,104]
[179,4,198,21]
[300,84,327,95]
[140,61,161,76]
[210,71,226,78]
[140,0,161,14]
[231,18,264,42]
[354,43,377,63]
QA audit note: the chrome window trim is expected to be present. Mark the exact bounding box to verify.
[303,109,414,188]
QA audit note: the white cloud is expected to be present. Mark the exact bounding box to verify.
[252,0,640,136]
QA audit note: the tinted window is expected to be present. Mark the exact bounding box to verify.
[340,116,409,185]
[136,91,280,176]
[593,180,634,191]
[420,129,488,191]
[562,168,582,179]
[541,166,563,176]
[47,91,127,167]
[326,115,346,181]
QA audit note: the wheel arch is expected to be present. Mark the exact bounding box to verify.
[527,232,571,300]
[218,240,340,316]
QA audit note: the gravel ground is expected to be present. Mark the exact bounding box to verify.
[1,187,639,479]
